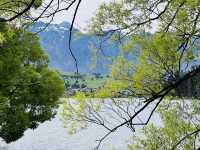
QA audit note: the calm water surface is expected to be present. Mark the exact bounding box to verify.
[0,111,132,150]
[0,99,160,150]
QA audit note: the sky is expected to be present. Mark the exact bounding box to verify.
[37,0,158,32]
[40,0,111,30]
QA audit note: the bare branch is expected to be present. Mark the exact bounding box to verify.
[68,0,82,78]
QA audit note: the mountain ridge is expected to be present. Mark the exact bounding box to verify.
[31,21,119,74]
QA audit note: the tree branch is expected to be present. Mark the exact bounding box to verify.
[95,65,200,149]
[0,0,36,22]
[68,0,82,78]
[170,129,200,150]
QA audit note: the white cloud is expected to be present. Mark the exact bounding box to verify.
[37,0,111,30]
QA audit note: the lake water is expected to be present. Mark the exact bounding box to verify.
[0,99,160,150]
[0,112,133,150]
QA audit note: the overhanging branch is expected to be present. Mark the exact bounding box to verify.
[95,65,200,149]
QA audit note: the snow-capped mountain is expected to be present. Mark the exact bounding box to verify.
[31,21,119,74]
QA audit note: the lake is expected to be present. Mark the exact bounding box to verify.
[0,99,160,150]
[0,110,133,150]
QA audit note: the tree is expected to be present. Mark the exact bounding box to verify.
[0,22,64,143]
[0,0,84,143]
[128,99,200,150]
[61,0,200,149]
[0,0,79,23]
[0,0,43,22]
[0,0,83,75]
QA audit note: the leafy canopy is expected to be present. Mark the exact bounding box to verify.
[0,23,64,143]
[61,0,200,149]
[128,99,200,150]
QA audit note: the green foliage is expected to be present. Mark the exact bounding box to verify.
[62,0,200,149]
[0,23,64,143]
[60,96,102,134]
[0,0,43,23]
[88,0,200,98]
[128,100,200,150]
[0,0,43,10]
[132,33,182,96]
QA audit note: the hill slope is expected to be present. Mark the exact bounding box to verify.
[31,21,119,74]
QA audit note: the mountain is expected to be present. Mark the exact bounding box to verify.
[31,21,119,74]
